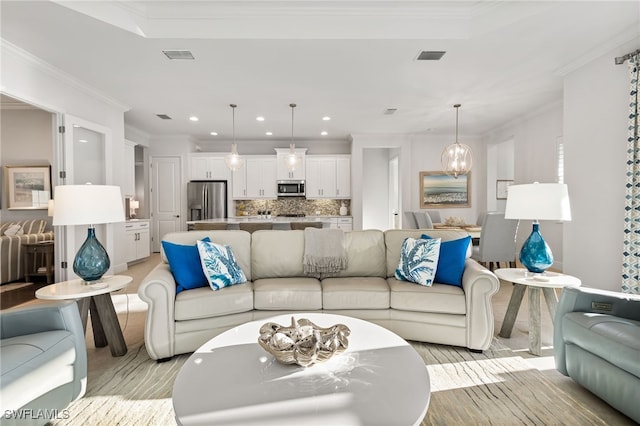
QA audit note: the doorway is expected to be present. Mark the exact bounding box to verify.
[150,156,182,252]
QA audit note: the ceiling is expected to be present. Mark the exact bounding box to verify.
[1,1,639,142]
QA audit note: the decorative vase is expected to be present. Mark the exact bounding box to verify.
[519,223,553,273]
[339,202,348,216]
[74,227,111,282]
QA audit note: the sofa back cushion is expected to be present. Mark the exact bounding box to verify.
[0,219,47,235]
[384,229,470,278]
[161,230,252,281]
[334,230,386,278]
[251,230,305,279]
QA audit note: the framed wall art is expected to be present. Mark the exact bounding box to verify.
[496,179,514,200]
[420,171,470,208]
[4,165,51,210]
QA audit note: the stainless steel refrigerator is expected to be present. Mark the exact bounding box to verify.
[187,180,227,221]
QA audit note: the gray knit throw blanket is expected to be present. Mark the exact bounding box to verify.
[303,228,347,278]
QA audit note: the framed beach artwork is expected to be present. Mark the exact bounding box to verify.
[4,165,51,210]
[420,171,471,208]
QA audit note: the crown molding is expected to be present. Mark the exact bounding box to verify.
[1,38,130,112]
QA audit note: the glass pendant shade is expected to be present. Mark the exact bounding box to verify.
[74,227,111,282]
[224,143,245,171]
[441,104,472,178]
[285,143,301,171]
[519,223,553,273]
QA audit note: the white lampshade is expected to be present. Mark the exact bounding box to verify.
[47,199,55,217]
[53,185,125,226]
[504,182,571,221]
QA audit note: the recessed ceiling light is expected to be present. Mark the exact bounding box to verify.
[189,116,199,122]
[256,116,265,122]
[322,116,331,121]
[265,131,273,136]
[78,139,88,143]
[210,132,218,136]
[321,131,328,136]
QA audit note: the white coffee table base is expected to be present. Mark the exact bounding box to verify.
[173,313,430,426]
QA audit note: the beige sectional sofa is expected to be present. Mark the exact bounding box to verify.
[138,229,500,361]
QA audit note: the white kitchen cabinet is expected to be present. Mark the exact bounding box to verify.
[337,217,353,231]
[232,156,277,199]
[190,154,229,180]
[274,147,307,180]
[123,141,136,197]
[125,220,150,263]
[306,155,350,199]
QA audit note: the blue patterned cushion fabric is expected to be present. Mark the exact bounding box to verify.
[162,237,211,294]
[395,237,441,286]
[422,234,470,287]
[197,240,247,291]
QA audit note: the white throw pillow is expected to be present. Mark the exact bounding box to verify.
[395,237,441,286]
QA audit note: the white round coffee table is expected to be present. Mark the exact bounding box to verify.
[173,313,430,426]
[36,275,131,357]
[495,268,581,356]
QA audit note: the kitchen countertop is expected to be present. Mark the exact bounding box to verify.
[186,216,351,224]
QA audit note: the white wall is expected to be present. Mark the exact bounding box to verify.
[563,41,638,291]
[362,148,390,230]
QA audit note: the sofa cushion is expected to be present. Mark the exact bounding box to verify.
[197,240,247,290]
[395,237,440,286]
[252,230,305,280]
[322,277,390,309]
[3,224,23,236]
[253,277,322,310]
[388,278,466,314]
[561,312,640,378]
[175,283,254,321]
[334,230,387,278]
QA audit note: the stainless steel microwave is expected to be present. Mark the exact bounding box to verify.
[277,180,305,197]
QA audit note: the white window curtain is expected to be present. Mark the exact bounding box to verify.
[622,53,640,295]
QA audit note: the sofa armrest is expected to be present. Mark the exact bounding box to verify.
[0,301,87,401]
[554,286,640,375]
[462,259,500,351]
[137,263,177,360]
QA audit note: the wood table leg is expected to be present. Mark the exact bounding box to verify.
[90,297,108,348]
[76,297,91,333]
[92,293,127,357]
[542,287,559,325]
[499,283,526,338]
[528,287,542,356]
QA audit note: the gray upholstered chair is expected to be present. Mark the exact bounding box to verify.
[554,287,640,423]
[193,222,228,230]
[426,210,442,224]
[290,221,323,230]
[413,211,434,229]
[403,212,418,229]
[471,212,519,271]
[238,222,273,233]
[0,301,87,425]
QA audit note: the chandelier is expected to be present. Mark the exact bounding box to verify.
[441,104,472,178]
[285,103,301,172]
[224,104,245,171]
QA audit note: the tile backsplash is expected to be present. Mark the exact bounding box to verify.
[235,199,350,216]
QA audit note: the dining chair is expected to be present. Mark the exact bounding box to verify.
[413,211,434,229]
[403,212,418,229]
[238,223,273,233]
[471,212,519,271]
[426,210,442,224]
[290,221,323,230]
[192,222,228,230]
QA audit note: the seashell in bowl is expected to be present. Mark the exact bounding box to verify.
[258,317,351,367]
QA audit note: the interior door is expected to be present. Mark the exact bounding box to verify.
[151,156,182,252]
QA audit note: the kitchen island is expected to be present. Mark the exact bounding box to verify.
[186,216,352,231]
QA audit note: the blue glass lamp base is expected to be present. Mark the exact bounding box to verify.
[519,223,553,274]
[74,227,111,283]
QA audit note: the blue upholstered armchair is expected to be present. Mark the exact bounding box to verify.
[0,301,87,425]
[554,286,640,423]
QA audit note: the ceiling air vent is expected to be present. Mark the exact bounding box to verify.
[383,108,398,115]
[162,50,195,60]
[156,114,172,120]
[416,51,446,61]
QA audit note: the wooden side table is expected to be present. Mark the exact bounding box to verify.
[494,268,581,355]
[23,241,55,284]
[35,275,132,357]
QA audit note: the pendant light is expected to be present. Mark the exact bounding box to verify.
[224,104,245,171]
[441,104,472,178]
[285,103,301,172]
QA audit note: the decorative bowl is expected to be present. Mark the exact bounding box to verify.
[258,316,350,367]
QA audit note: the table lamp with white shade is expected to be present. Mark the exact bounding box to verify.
[53,185,125,283]
[504,182,571,273]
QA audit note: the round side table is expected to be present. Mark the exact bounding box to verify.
[36,275,131,357]
[494,268,581,356]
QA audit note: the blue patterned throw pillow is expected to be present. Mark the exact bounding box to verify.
[196,240,247,290]
[395,237,441,286]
